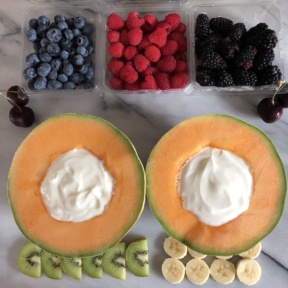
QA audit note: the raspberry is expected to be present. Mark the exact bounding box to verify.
[119,64,138,83]
[126,60,134,67]
[107,14,125,31]
[109,76,124,90]
[160,40,178,57]
[170,73,188,88]
[142,14,158,33]
[156,21,172,34]
[157,55,176,73]
[127,27,143,46]
[175,53,187,61]
[125,80,140,91]
[168,32,187,53]
[120,29,129,45]
[148,28,168,48]
[142,66,159,77]
[175,60,188,73]
[107,31,120,43]
[137,35,151,51]
[134,54,150,72]
[174,22,186,34]
[108,42,125,58]
[155,73,171,90]
[144,45,161,62]
[107,58,124,76]
[165,13,180,30]
[126,11,145,30]
[123,45,138,60]
[140,75,157,89]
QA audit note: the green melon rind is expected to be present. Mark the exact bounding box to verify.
[146,114,287,256]
[7,113,146,258]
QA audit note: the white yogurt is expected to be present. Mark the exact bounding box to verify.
[178,147,253,226]
[40,148,114,222]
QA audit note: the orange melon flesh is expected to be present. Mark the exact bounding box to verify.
[8,114,145,258]
[146,114,286,256]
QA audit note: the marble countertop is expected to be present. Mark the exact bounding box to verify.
[0,0,288,287]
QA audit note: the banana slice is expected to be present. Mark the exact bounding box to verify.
[216,255,233,260]
[163,237,187,259]
[236,259,261,285]
[210,259,235,284]
[239,242,262,259]
[186,259,210,285]
[162,258,185,284]
[188,248,206,259]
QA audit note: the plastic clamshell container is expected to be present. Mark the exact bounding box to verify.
[19,0,103,96]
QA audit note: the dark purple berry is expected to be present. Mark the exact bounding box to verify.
[9,106,35,127]
[257,98,283,123]
[210,17,233,37]
[6,86,29,107]
[276,93,288,108]
[195,14,210,39]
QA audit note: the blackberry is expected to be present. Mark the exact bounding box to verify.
[196,67,216,86]
[217,41,240,60]
[195,14,210,39]
[233,69,257,86]
[216,69,235,87]
[234,45,257,70]
[229,23,246,42]
[253,48,275,71]
[209,17,233,37]
[195,33,222,59]
[257,65,282,86]
[199,49,227,69]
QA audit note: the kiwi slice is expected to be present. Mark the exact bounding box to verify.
[126,239,149,277]
[60,257,82,280]
[102,242,126,280]
[41,250,62,279]
[82,254,103,278]
[16,242,42,278]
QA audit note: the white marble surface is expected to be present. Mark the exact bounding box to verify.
[0,0,288,287]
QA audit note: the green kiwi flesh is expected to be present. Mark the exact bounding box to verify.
[126,239,149,277]
[16,242,42,278]
[102,242,126,280]
[60,257,82,280]
[82,254,103,278]
[41,250,62,279]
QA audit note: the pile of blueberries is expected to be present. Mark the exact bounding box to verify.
[24,15,95,90]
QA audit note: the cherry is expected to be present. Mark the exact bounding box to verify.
[6,85,29,107]
[9,106,35,127]
[257,98,283,123]
[276,93,288,108]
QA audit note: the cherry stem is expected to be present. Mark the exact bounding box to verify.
[272,80,286,105]
[0,90,22,111]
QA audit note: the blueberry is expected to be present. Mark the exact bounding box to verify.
[40,37,50,47]
[37,63,52,77]
[34,76,47,90]
[87,45,94,55]
[50,58,62,71]
[48,69,58,80]
[37,24,49,37]
[29,18,38,29]
[67,17,75,28]
[82,23,94,35]
[23,67,37,81]
[47,80,63,90]
[39,47,47,54]
[84,67,94,80]
[73,54,84,66]
[39,52,52,63]
[62,59,70,66]
[78,64,88,74]
[27,28,37,42]
[60,50,69,60]
[54,14,66,23]
[76,45,89,57]
[63,81,76,89]
[83,81,94,89]
[57,21,68,31]
[49,22,57,29]
[47,28,62,43]
[84,58,92,67]
[72,28,82,37]
[77,35,89,47]
[63,29,74,40]
[57,73,68,83]
[47,43,60,57]
[69,47,76,58]
[73,16,87,29]
[69,73,84,84]
[63,63,74,76]
[26,53,40,67]
[28,78,36,90]
[60,39,73,51]
[33,41,41,53]
[37,15,50,26]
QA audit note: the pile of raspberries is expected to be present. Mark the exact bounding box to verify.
[106,12,188,90]
[195,14,282,87]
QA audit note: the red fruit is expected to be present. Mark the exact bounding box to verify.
[137,35,151,51]
[107,31,120,43]
[109,76,125,90]
[170,72,188,88]
[108,42,125,58]
[175,60,188,73]
[120,29,129,45]
[125,80,140,91]
[124,45,138,60]
[174,22,186,34]
[142,14,158,33]
[134,54,150,72]
[175,53,187,61]
[107,58,124,76]
[155,73,171,90]
[126,60,134,67]
[157,55,176,73]
[127,27,143,46]
[142,66,159,77]
[148,28,167,48]
[126,11,145,30]
[156,21,172,34]
[119,64,138,83]
[168,32,187,53]
[140,75,157,90]
[144,45,161,62]
[165,13,181,30]
[107,13,125,31]
[160,40,178,57]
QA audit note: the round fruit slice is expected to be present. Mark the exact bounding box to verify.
[210,259,235,284]
[162,258,185,284]
[8,113,146,258]
[236,259,261,285]
[146,114,286,256]
[186,258,210,285]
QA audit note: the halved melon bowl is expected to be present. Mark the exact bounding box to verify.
[7,113,146,258]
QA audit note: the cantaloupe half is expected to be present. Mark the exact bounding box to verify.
[7,113,145,258]
[146,114,287,256]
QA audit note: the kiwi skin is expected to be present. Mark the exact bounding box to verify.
[41,250,62,279]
